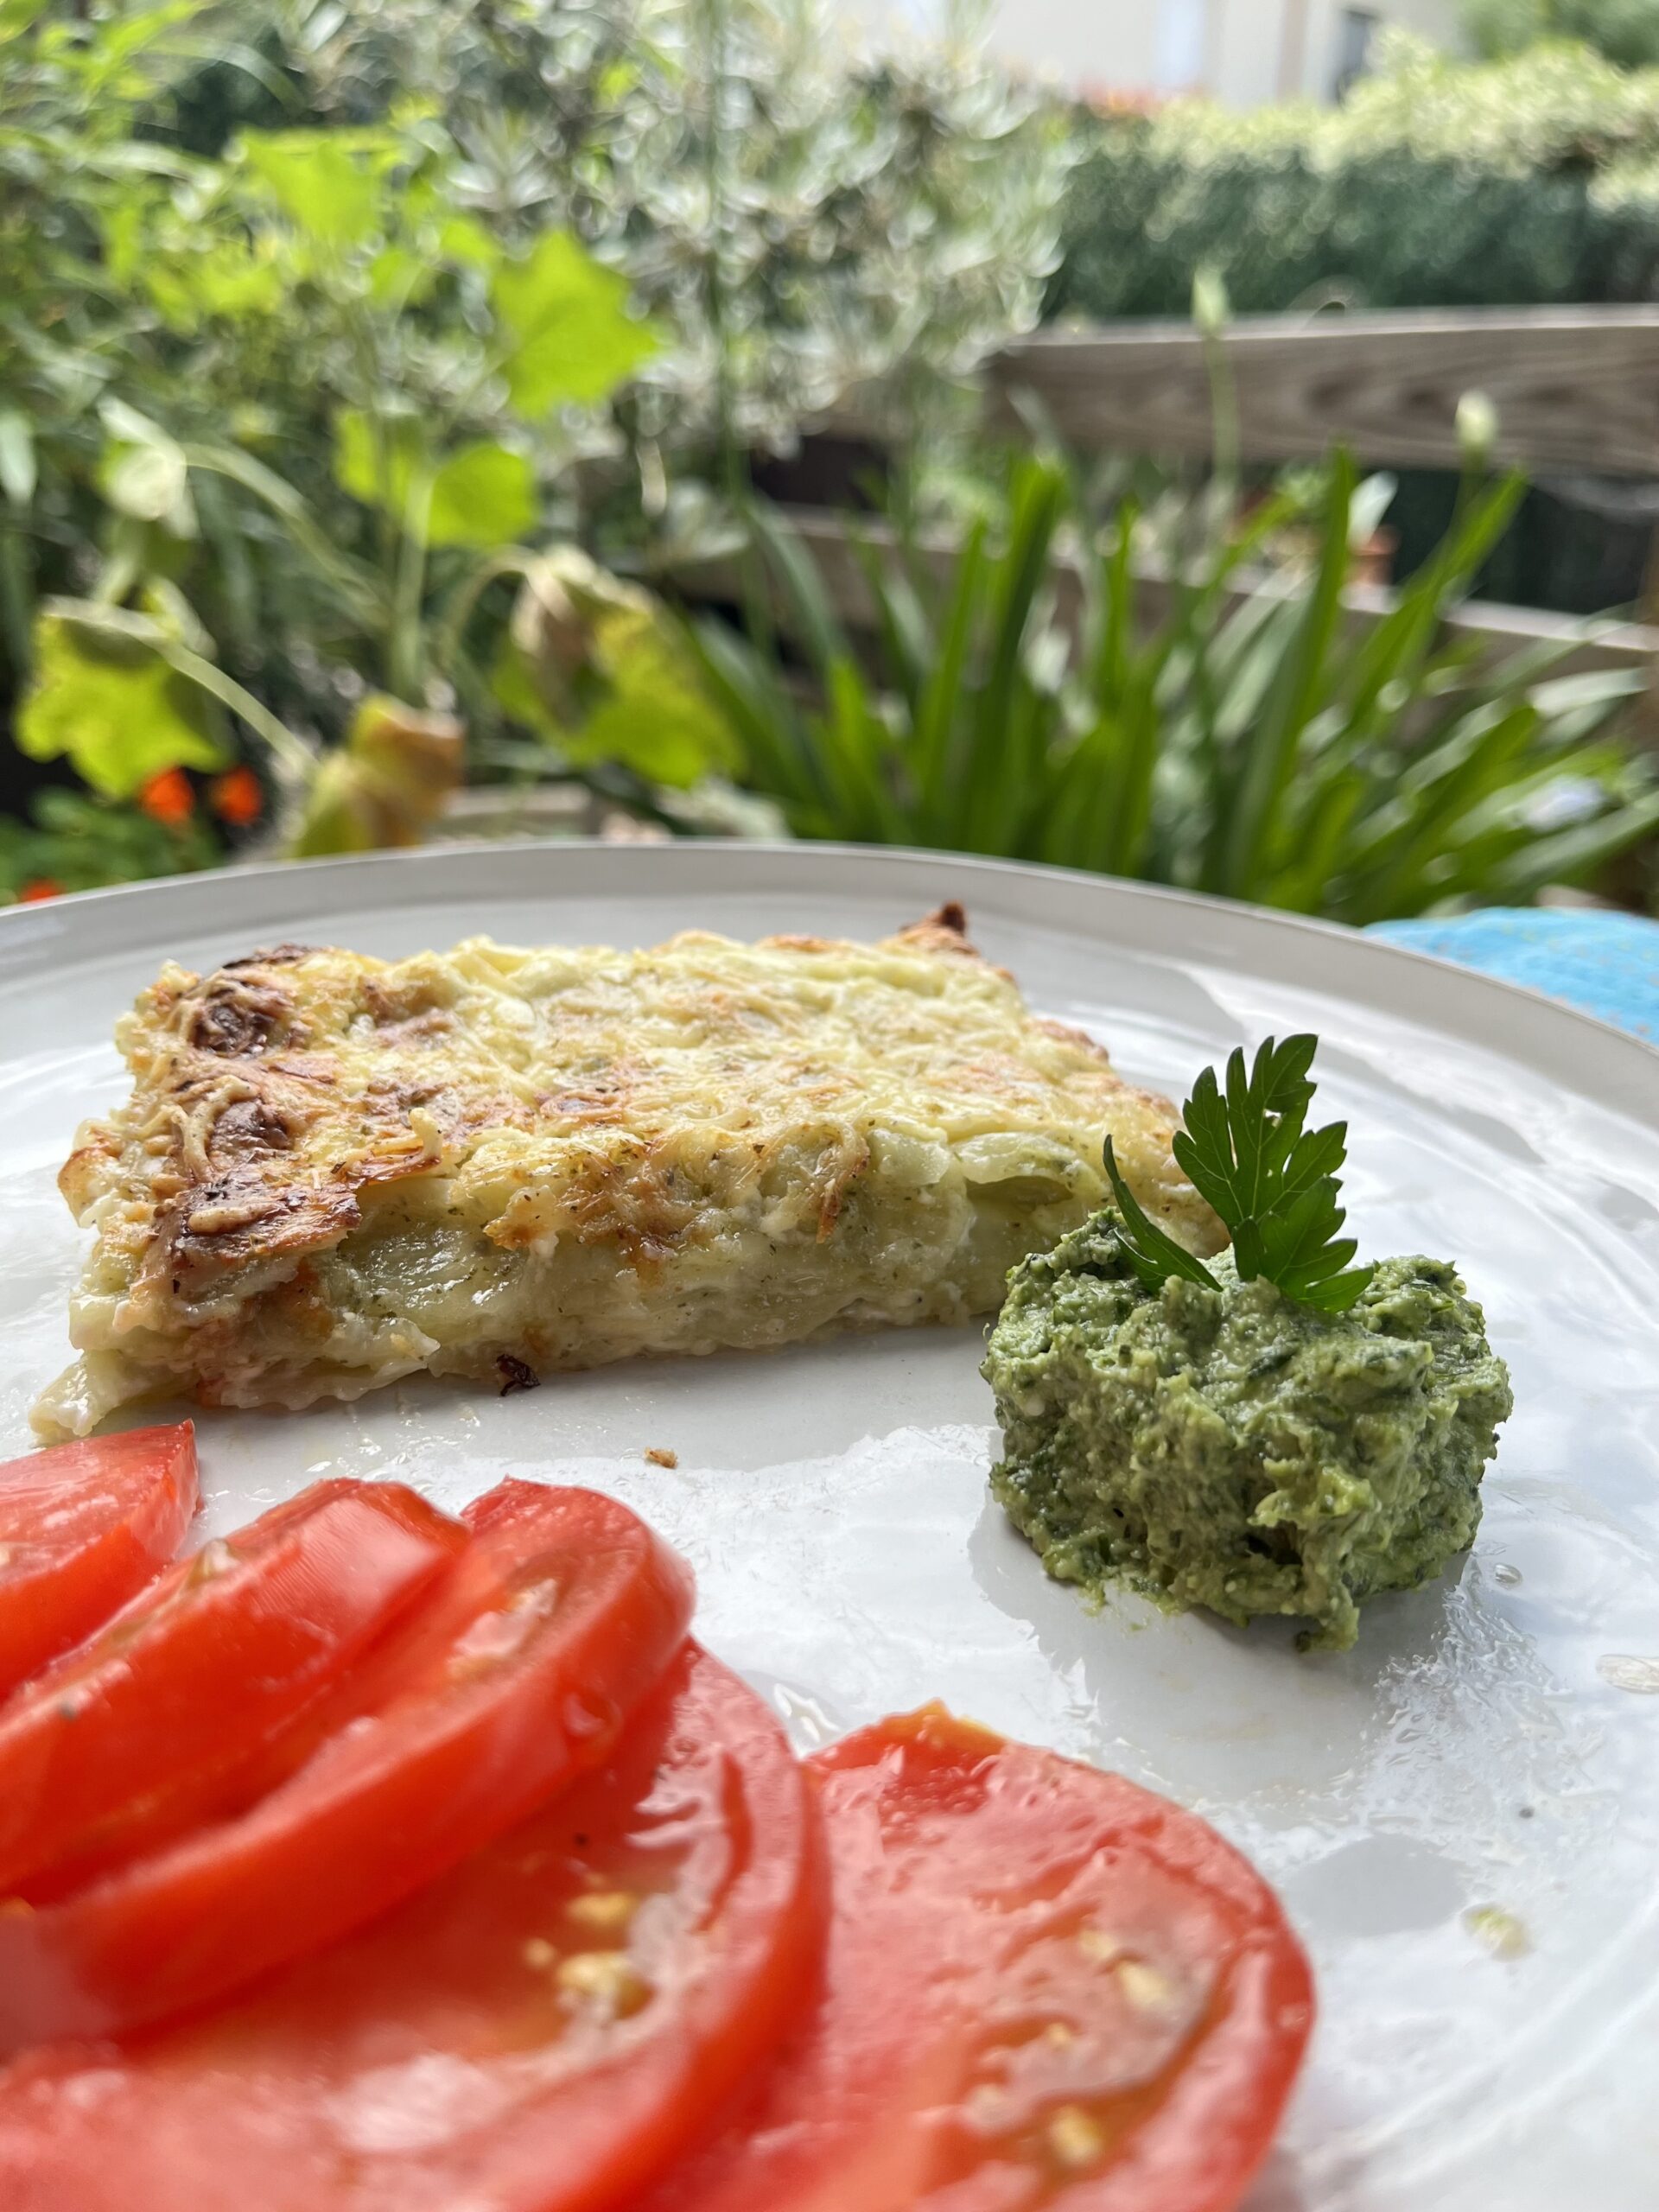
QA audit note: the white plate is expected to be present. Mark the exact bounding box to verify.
[3,842,1658,2210]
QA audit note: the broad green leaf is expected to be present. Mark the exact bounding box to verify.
[1165,1033,1373,1311]
[426,442,537,550]
[99,398,169,449]
[288,696,462,858]
[99,442,188,526]
[0,0,52,41]
[74,0,202,79]
[187,243,284,322]
[565,604,738,787]
[367,244,434,308]
[99,196,152,290]
[332,409,426,517]
[491,232,658,413]
[95,402,194,536]
[19,610,228,798]
[239,130,389,247]
[0,409,35,507]
[499,550,734,789]
[437,214,499,270]
[490,633,550,732]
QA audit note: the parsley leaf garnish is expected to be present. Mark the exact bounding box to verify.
[1104,1033,1376,1314]
[1103,1135,1223,1294]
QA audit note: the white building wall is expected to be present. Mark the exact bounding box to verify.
[846,0,1463,105]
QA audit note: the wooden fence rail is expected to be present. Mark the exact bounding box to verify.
[667,307,1659,702]
[985,308,1659,478]
[669,508,1659,684]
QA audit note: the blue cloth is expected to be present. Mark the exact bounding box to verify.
[1368,910,1659,1046]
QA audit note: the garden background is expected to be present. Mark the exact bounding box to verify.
[4,0,1659,923]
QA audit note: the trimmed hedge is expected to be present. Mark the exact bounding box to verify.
[1051,36,1659,321]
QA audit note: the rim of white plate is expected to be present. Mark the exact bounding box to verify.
[0,838,1652,1123]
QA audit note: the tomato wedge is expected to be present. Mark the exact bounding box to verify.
[0,1479,466,1904]
[0,1423,196,1699]
[638,1705,1314,2212]
[0,1479,694,2053]
[0,1644,823,2212]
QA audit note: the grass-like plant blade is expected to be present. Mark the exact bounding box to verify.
[1340,471,1526,743]
[912,516,988,839]
[683,616,822,816]
[1217,450,1355,899]
[746,499,855,679]
[820,654,906,842]
[852,533,931,720]
[1482,785,1659,899]
[956,459,1067,851]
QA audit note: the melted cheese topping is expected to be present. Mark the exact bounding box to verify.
[35,907,1221,1437]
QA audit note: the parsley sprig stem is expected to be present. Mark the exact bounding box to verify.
[1103,1033,1375,1314]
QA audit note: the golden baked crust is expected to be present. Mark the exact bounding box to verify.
[35,906,1223,1435]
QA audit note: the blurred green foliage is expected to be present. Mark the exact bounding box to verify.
[1464,0,1659,69]
[274,0,1074,459]
[494,545,738,789]
[0,786,220,901]
[3,54,658,845]
[0,0,1072,891]
[1052,36,1659,321]
[686,459,1659,922]
[3,5,1654,917]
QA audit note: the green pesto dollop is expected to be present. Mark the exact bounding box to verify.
[982,1225,1513,1651]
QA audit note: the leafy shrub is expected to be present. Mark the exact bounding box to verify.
[1464,0,1659,71]
[275,0,1076,456]
[4,71,663,833]
[1,0,1073,880]
[0,785,220,901]
[685,459,1659,922]
[1052,37,1659,321]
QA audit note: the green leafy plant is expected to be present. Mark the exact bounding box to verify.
[685,454,1659,920]
[0,785,220,902]
[3,0,1068,874]
[1107,1034,1373,1313]
[1463,1,1659,71]
[279,0,1075,467]
[491,546,738,791]
[7,80,660,846]
[1054,35,1659,327]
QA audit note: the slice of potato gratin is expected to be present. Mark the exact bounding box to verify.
[35,906,1222,1437]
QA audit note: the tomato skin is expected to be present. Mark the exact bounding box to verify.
[0,1424,197,1699]
[640,1705,1314,2212]
[0,1643,824,2212]
[0,1482,694,2050]
[0,1479,467,1904]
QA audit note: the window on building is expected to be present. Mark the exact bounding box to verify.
[1332,7,1377,100]
[1155,0,1207,92]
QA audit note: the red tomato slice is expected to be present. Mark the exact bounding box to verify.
[0,1480,693,2053]
[0,1479,467,1904]
[0,1423,197,1699]
[0,1643,823,2212]
[639,1705,1314,2212]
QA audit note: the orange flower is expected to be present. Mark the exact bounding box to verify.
[138,768,195,826]
[209,766,264,828]
[16,879,62,904]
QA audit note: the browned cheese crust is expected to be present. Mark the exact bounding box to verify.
[37,907,1222,1435]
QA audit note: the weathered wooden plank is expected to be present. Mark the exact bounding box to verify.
[985,310,1659,477]
[664,505,1659,685]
